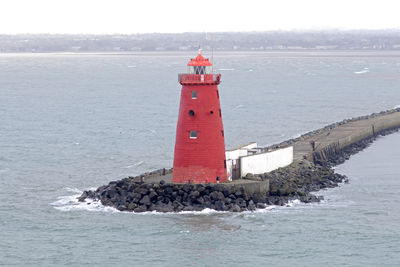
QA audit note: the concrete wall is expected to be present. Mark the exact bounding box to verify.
[225,180,270,201]
[240,146,293,177]
[312,113,400,163]
[337,118,400,149]
[226,142,257,181]
[226,142,257,160]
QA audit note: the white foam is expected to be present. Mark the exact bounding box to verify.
[133,161,144,166]
[52,193,119,213]
[354,68,370,74]
[234,104,244,109]
[286,199,301,207]
[394,105,400,109]
[217,68,234,71]
[291,133,303,139]
[178,208,227,215]
[52,192,281,215]
[64,187,83,193]
[250,205,277,213]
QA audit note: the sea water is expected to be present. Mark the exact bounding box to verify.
[1,51,400,266]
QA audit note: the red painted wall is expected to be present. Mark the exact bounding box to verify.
[172,74,228,183]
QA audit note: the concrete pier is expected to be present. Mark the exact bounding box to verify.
[79,109,400,212]
[272,109,400,163]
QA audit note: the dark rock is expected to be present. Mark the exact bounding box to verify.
[235,198,247,208]
[248,203,256,211]
[182,184,192,193]
[183,206,194,211]
[231,204,241,212]
[149,191,158,200]
[159,204,174,213]
[189,191,200,199]
[106,189,117,198]
[195,196,204,205]
[134,205,147,213]
[139,195,151,205]
[224,197,232,204]
[214,201,225,211]
[256,203,266,209]
[77,191,88,202]
[136,187,148,195]
[165,187,174,195]
[117,205,127,211]
[127,203,137,211]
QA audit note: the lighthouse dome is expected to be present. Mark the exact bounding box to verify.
[187,49,213,74]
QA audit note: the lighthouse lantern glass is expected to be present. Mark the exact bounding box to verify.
[187,66,213,74]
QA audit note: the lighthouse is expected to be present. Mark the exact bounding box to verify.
[172,50,228,184]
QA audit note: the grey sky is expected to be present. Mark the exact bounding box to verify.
[0,0,399,34]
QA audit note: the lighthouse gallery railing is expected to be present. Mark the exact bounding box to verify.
[179,74,221,85]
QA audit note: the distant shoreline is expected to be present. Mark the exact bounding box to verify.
[2,50,400,57]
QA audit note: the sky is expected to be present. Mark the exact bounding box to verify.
[0,0,399,34]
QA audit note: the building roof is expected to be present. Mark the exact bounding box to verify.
[187,49,212,66]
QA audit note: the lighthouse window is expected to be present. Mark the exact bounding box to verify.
[190,131,198,139]
[192,91,197,99]
[210,110,214,114]
[188,110,195,117]
[221,130,224,137]
[224,160,227,169]
[218,109,221,117]
[216,90,219,99]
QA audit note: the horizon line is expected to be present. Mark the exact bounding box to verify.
[2,28,400,36]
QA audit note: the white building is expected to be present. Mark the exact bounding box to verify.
[225,143,293,181]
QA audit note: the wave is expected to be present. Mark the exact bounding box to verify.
[217,68,235,71]
[291,133,303,139]
[52,192,119,213]
[133,160,144,166]
[64,187,83,193]
[234,104,244,109]
[354,68,370,74]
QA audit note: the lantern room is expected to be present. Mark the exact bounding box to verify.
[187,49,213,74]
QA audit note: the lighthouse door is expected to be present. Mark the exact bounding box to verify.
[231,159,241,180]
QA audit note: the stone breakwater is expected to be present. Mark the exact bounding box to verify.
[264,108,400,152]
[78,108,400,213]
[314,127,400,167]
[78,160,346,212]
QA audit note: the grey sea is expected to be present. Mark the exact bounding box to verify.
[1,51,400,266]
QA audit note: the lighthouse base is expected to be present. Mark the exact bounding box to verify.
[172,165,228,184]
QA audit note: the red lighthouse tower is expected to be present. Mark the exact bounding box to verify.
[172,50,228,184]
